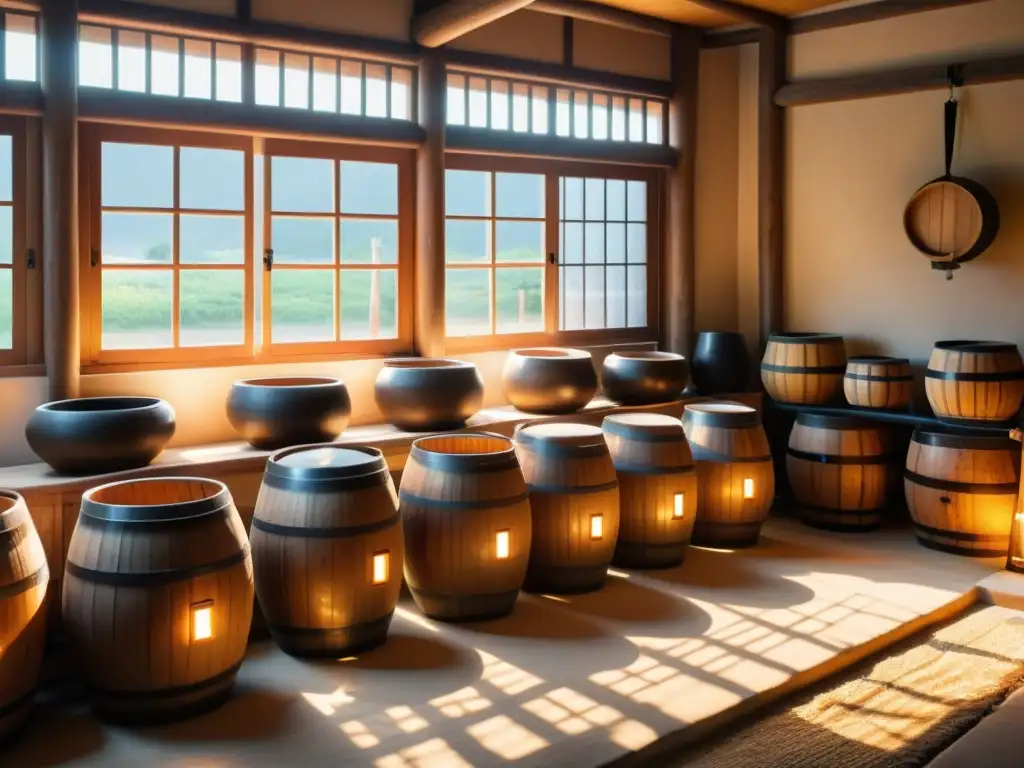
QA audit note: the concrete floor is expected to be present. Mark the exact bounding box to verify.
[7,517,1005,768]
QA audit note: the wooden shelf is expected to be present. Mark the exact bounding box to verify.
[768,400,1020,435]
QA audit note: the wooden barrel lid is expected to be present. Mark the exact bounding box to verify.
[683,402,760,429]
[933,340,1019,354]
[81,478,233,523]
[602,413,684,441]
[904,180,983,259]
[266,445,389,491]
[767,332,843,344]
[515,422,608,457]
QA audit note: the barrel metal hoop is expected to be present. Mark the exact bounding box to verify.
[527,480,619,495]
[689,450,772,464]
[601,420,685,442]
[844,372,914,382]
[613,463,695,476]
[269,613,394,638]
[398,490,529,510]
[409,448,521,474]
[515,434,609,458]
[81,490,235,523]
[66,544,251,587]
[760,363,847,375]
[925,369,1024,381]
[0,564,49,600]
[251,511,400,539]
[787,447,891,466]
[903,468,1020,495]
[89,661,242,701]
[262,469,390,493]
[913,521,1009,543]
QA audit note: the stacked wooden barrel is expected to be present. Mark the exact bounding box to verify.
[844,357,914,410]
[602,413,696,568]
[0,491,48,741]
[62,478,253,723]
[683,403,774,547]
[925,341,1024,423]
[514,423,619,592]
[787,414,892,531]
[251,446,403,657]
[400,434,531,621]
[761,333,847,405]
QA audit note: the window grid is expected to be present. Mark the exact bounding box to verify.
[0,12,38,83]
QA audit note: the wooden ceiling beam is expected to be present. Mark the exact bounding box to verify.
[687,0,783,28]
[789,0,992,35]
[529,0,673,37]
[412,0,538,48]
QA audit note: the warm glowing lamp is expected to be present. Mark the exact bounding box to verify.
[496,530,510,559]
[1007,428,1024,574]
[372,551,390,585]
[590,514,604,540]
[673,492,685,519]
[743,477,755,500]
[191,600,213,642]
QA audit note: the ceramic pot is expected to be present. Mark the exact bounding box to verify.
[375,359,484,431]
[602,351,688,405]
[226,377,351,450]
[502,348,598,415]
[690,332,751,395]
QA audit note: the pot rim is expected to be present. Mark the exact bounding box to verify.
[233,376,344,388]
[36,396,167,414]
[511,347,591,360]
[608,350,685,362]
[381,358,476,370]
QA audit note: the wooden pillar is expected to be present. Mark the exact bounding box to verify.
[757,23,785,349]
[414,48,446,358]
[41,0,80,400]
[663,26,700,358]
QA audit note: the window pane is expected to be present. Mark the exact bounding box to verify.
[102,269,173,349]
[0,269,10,349]
[573,91,588,139]
[555,89,570,137]
[180,215,244,264]
[611,97,627,141]
[561,266,583,331]
[272,218,334,264]
[446,268,489,336]
[117,30,146,92]
[627,181,647,222]
[607,265,626,328]
[491,80,509,130]
[215,43,242,102]
[283,53,310,110]
[629,98,645,142]
[180,269,244,346]
[0,208,11,264]
[0,135,11,202]
[585,266,605,329]
[271,156,333,212]
[606,223,625,263]
[593,94,609,141]
[313,57,337,113]
[627,223,646,264]
[102,143,173,208]
[495,173,542,219]
[447,74,466,126]
[183,39,212,99]
[446,220,489,263]
[511,83,529,133]
[271,270,335,343]
[340,60,362,115]
[562,177,582,220]
[180,147,244,211]
[151,35,180,97]
[340,161,397,215]
[340,269,397,339]
[102,213,173,264]
[607,180,626,221]
[584,222,604,264]
[340,219,397,265]
[627,265,646,328]
[366,64,387,118]
[647,101,664,144]
[531,86,548,134]
[391,67,412,120]
[496,268,542,334]
[562,222,582,264]
[468,77,487,128]
[80,26,112,89]
[5,14,37,82]
[496,221,543,263]
[255,48,280,106]
[585,178,604,221]
[445,170,489,216]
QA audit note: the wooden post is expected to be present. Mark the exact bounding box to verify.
[42,0,80,400]
[415,48,446,358]
[758,23,786,349]
[663,26,699,358]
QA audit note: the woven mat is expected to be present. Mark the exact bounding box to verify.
[670,605,1024,768]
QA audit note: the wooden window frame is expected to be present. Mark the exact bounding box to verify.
[260,138,414,360]
[443,154,659,355]
[79,123,255,370]
[0,115,41,373]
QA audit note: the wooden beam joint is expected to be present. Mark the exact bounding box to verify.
[412,0,537,48]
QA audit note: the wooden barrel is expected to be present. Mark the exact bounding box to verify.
[761,333,847,405]
[905,429,1021,556]
[400,434,531,621]
[786,414,892,532]
[62,478,253,723]
[682,402,775,548]
[514,423,620,593]
[252,445,403,657]
[903,177,1000,267]
[602,414,696,569]
[0,491,48,742]
[844,356,914,410]
[925,341,1024,423]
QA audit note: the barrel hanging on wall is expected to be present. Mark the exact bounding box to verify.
[761,333,847,405]
[514,423,620,593]
[925,341,1024,424]
[602,413,696,569]
[905,429,1021,556]
[400,434,531,622]
[62,478,254,724]
[787,414,892,532]
[844,356,914,410]
[251,445,403,658]
[0,491,49,742]
[682,402,775,548]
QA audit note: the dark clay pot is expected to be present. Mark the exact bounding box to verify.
[227,377,351,450]
[690,332,751,395]
[25,396,176,475]
[602,351,689,405]
[375,359,484,431]
[502,348,598,415]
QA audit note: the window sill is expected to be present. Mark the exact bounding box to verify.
[0,363,45,378]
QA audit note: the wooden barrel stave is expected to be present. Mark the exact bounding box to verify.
[62,478,253,724]
[515,423,619,593]
[683,403,774,548]
[904,430,1021,556]
[787,414,891,532]
[0,492,49,742]
[400,434,531,622]
[925,341,1024,423]
[252,446,403,657]
[761,333,846,405]
[844,357,914,410]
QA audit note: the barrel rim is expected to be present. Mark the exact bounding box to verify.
[513,421,606,448]
[409,432,519,472]
[510,346,592,360]
[233,375,344,389]
[933,340,1020,354]
[602,413,685,439]
[911,427,1021,451]
[266,444,387,482]
[683,401,761,428]
[0,489,28,532]
[795,413,878,430]
[81,477,234,523]
[846,355,911,365]
[767,332,844,343]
